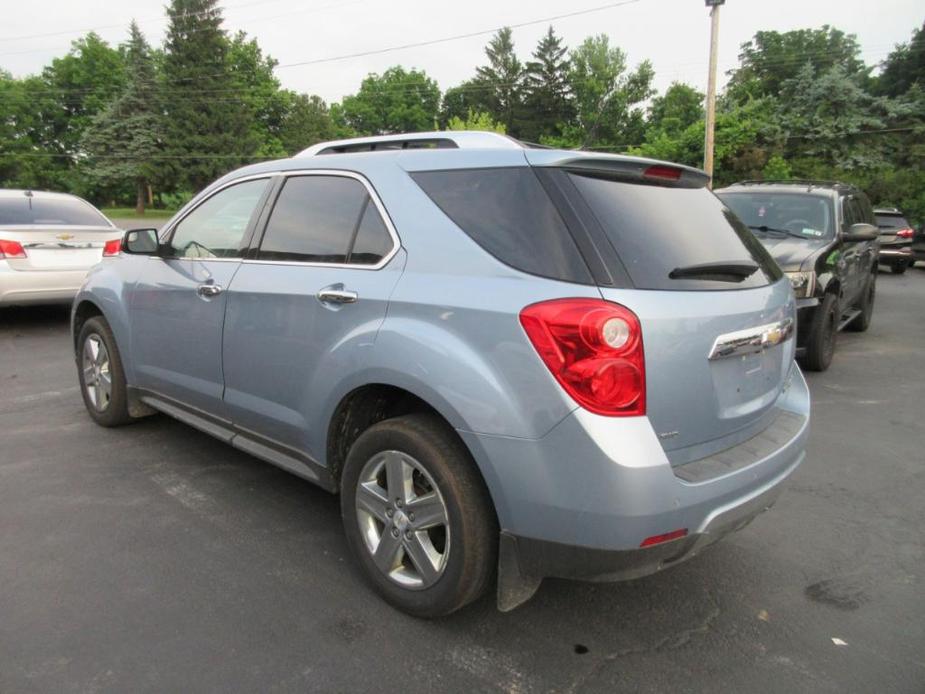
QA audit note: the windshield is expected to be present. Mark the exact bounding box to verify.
[0,196,111,227]
[718,191,834,240]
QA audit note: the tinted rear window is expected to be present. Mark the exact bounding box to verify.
[0,196,110,226]
[875,214,910,229]
[569,174,782,291]
[411,168,592,284]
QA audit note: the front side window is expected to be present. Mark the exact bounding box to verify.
[168,179,269,259]
[258,175,394,265]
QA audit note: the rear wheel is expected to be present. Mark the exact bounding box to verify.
[340,414,497,618]
[891,262,907,275]
[847,273,875,332]
[77,316,133,427]
[802,293,838,372]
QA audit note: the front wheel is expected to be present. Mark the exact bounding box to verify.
[77,316,133,427]
[801,293,838,372]
[340,414,497,618]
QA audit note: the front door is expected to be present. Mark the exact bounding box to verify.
[129,177,272,417]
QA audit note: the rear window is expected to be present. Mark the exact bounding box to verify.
[569,174,782,291]
[875,214,910,230]
[0,196,110,227]
[411,168,592,284]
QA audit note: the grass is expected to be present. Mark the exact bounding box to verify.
[101,207,177,219]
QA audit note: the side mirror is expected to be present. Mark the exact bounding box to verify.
[122,228,160,255]
[843,223,878,242]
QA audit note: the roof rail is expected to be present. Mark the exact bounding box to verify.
[729,179,853,190]
[296,131,525,157]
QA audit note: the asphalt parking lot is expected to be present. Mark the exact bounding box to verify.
[1,266,923,693]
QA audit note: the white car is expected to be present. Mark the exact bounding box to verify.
[0,189,123,306]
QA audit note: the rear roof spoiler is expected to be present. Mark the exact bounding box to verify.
[524,151,710,189]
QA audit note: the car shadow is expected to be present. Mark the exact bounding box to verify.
[0,304,72,327]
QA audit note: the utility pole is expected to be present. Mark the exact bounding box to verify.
[703,0,725,188]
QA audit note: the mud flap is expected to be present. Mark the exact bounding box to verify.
[497,533,542,612]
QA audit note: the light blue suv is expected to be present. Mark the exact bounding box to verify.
[72,132,810,617]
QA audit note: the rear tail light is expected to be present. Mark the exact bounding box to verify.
[520,298,646,416]
[896,228,914,239]
[102,238,121,256]
[643,165,682,181]
[0,239,27,259]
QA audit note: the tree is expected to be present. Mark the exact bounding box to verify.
[446,110,506,134]
[875,22,925,97]
[162,0,257,191]
[475,28,525,135]
[522,26,574,142]
[81,22,166,213]
[564,34,654,149]
[338,66,440,135]
[439,78,497,128]
[278,93,336,154]
[646,82,703,136]
[726,26,867,104]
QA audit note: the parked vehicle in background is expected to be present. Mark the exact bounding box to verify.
[913,223,925,267]
[72,132,809,617]
[0,189,122,307]
[716,180,879,372]
[874,207,915,273]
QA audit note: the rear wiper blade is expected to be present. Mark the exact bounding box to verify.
[669,261,759,282]
[748,224,805,239]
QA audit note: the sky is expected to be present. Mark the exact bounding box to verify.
[1,0,922,104]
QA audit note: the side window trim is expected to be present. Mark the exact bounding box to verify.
[247,169,399,270]
[160,174,276,260]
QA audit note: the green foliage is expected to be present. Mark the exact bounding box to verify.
[80,22,165,212]
[566,34,654,149]
[875,22,925,97]
[446,110,506,133]
[162,0,258,192]
[521,26,574,142]
[762,155,792,180]
[339,66,440,135]
[647,82,703,136]
[726,26,867,104]
[474,28,526,135]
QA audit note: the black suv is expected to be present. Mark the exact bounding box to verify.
[874,207,916,274]
[716,180,879,372]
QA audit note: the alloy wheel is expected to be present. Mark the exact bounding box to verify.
[355,450,450,589]
[82,334,112,412]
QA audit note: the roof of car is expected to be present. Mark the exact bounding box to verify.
[718,180,860,195]
[873,207,904,215]
[0,188,88,201]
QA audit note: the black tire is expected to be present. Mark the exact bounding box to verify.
[340,414,497,618]
[891,262,907,275]
[802,293,838,372]
[76,316,133,427]
[847,273,875,332]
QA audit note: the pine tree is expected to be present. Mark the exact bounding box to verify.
[522,27,574,142]
[81,22,164,213]
[162,0,257,192]
[476,28,525,136]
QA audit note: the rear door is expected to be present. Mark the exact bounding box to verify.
[129,177,272,417]
[532,160,795,460]
[222,172,403,462]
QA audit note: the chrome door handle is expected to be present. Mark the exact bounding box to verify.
[317,288,358,304]
[197,283,223,298]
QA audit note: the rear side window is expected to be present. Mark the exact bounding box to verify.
[568,173,782,291]
[259,175,394,265]
[0,196,110,227]
[411,168,592,284]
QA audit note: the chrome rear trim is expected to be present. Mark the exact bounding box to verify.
[707,317,794,361]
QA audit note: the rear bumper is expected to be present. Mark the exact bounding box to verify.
[461,365,809,606]
[0,264,88,306]
[878,247,912,260]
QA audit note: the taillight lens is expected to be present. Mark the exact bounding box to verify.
[520,298,646,416]
[896,228,914,239]
[102,238,121,256]
[643,165,682,181]
[0,239,27,259]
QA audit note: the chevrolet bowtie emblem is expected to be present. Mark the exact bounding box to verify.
[56,233,74,241]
